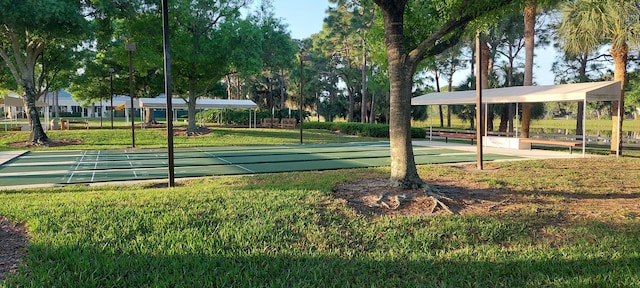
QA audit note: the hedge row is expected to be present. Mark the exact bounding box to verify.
[304,122,426,139]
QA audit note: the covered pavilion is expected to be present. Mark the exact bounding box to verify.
[411,81,623,155]
[1,95,49,130]
[137,98,259,127]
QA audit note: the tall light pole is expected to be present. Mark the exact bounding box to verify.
[126,43,136,148]
[99,76,103,129]
[299,53,310,144]
[109,68,114,129]
[161,0,175,187]
[475,32,484,170]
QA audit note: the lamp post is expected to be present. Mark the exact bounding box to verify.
[161,0,175,187]
[109,68,114,129]
[299,53,310,144]
[99,76,103,129]
[126,43,136,148]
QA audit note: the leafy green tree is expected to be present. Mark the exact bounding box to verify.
[168,0,257,133]
[371,0,521,188]
[0,0,89,144]
[245,1,296,122]
[558,0,640,153]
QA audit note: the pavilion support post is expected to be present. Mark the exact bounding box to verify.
[475,32,484,170]
[582,98,587,157]
[429,105,433,141]
[616,91,622,157]
[515,102,519,138]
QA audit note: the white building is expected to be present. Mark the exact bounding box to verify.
[43,90,135,118]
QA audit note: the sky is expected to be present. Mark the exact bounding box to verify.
[269,0,557,86]
[271,0,332,40]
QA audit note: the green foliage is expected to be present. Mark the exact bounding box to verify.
[304,122,426,138]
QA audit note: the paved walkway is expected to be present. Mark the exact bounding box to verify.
[413,140,597,160]
[0,151,28,166]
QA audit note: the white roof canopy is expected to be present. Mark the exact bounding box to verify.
[1,96,47,107]
[411,81,622,106]
[137,98,257,109]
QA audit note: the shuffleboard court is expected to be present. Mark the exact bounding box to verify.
[0,141,520,188]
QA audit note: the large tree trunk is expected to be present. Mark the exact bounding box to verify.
[521,2,536,138]
[0,27,48,143]
[24,80,48,144]
[382,4,422,189]
[610,44,628,154]
[145,108,156,125]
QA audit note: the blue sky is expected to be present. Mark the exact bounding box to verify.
[269,0,557,86]
[271,0,332,40]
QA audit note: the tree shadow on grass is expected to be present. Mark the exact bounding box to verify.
[5,242,639,287]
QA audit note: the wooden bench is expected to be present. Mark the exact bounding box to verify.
[433,132,477,145]
[260,118,279,128]
[520,138,583,154]
[61,119,89,130]
[280,118,297,129]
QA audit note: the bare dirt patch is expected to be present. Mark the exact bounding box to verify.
[173,127,212,137]
[333,174,640,222]
[334,178,515,217]
[0,216,28,282]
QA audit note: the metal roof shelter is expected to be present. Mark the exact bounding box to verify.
[0,95,48,107]
[138,98,257,109]
[411,81,621,105]
[411,81,623,156]
[2,95,50,130]
[137,98,259,127]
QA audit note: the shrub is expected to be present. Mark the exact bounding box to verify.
[304,122,426,139]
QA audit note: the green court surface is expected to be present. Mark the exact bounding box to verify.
[0,142,517,188]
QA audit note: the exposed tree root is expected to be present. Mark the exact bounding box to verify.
[423,186,457,215]
[373,191,410,210]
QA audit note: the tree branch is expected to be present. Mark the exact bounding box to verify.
[0,47,21,88]
[5,25,28,78]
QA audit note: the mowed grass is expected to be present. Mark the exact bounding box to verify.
[1,157,640,286]
[0,127,381,151]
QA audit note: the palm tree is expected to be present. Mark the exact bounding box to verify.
[520,0,564,138]
[520,0,536,139]
[559,0,640,154]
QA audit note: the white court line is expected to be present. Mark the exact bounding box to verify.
[88,154,99,178]
[67,150,89,183]
[66,171,76,183]
[196,148,255,173]
[125,153,140,178]
[5,161,75,167]
[94,150,100,170]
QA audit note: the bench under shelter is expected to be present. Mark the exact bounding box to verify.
[411,81,623,157]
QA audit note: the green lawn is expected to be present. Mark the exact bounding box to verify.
[0,127,382,151]
[1,126,639,286]
[1,158,639,286]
